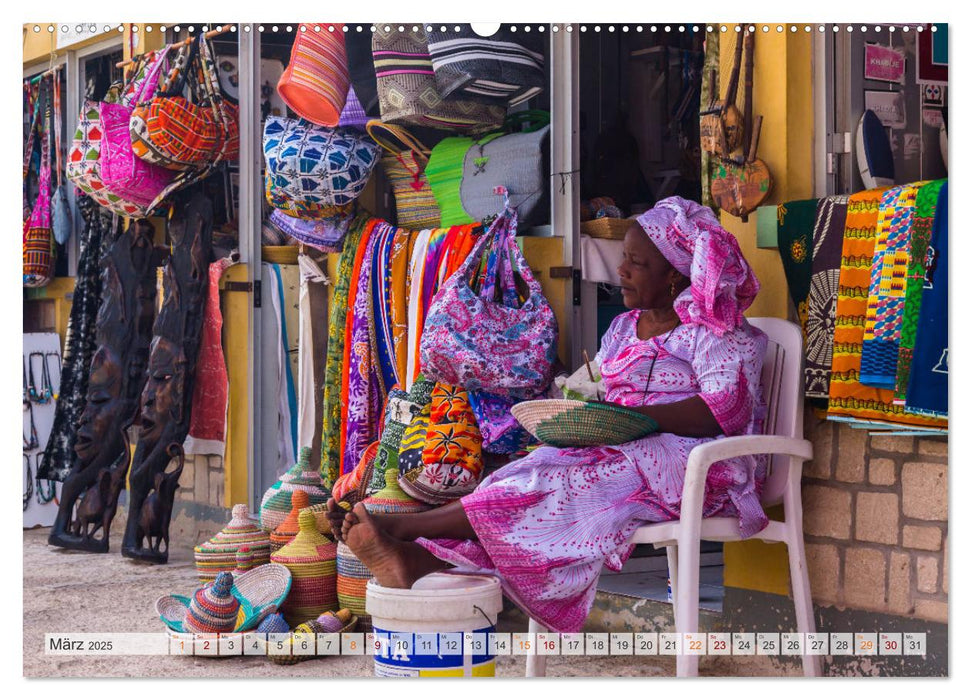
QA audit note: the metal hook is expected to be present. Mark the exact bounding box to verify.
[493,185,510,211]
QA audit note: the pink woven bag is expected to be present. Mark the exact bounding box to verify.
[99,47,176,211]
[419,207,558,399]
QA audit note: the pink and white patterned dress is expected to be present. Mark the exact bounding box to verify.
[418,309,769,633]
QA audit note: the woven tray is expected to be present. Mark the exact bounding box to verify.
[580,217,631,241]
[511,399,659,448]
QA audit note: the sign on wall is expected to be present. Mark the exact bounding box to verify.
[864,43,906,83]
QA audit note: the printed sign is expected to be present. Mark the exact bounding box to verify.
[864,43,906,83]
[865,90,907,129]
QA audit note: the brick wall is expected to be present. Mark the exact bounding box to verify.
[177,454,226,510]
[802,416,948,624]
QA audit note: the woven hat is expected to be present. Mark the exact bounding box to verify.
[257,612,290,634]
[270,490,311,553]
[271,510,339,626]
[233,547,256,576]
[277,24,349,127]
[195,504,272,583]
[183,572,240,634]
[260,446,331,532]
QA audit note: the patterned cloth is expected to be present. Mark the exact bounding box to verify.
[895,180,945,403]
[805,195,850,400]
[775,199,819,337]
[37,197,117,481]
[860,184,926,388]
[419,311,769,633]
[184,256,235,456]
[906,181,948,417]
[827,189,945,427]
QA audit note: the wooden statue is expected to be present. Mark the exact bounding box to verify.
[122,191,213,563]
[48,220,159,553]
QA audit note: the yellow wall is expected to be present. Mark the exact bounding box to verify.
[720,27,815,597]
[222,264,251,507]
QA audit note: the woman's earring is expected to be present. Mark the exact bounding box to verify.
[670,281,677,297]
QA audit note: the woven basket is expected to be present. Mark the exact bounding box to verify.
[303,502,334,537]
[260,446,331,533]
[271,510,339,626]
[510,399,659,448]
[194,504,272,583]
[270,491,311,554]
[580,217,632,241]
[335,541,372,630]
[366,121,440,230]
[269,610,358,665]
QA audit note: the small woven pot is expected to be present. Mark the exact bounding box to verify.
[232,546,256,577]
[271,510,339,626]
[270,491,311,553]
[269,610,357,665]
[183,572,240,634]
[194,504,272,583]
[260,446,331,533]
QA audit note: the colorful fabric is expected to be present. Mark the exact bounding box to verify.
[426,27,545,107]
[277,24,349,128]
[371,223,399,396]
[269,207,352,253]
[860,184,925,388]
[419,310,769,633]
[321,216,372,485]
[775,198,820,336]
[827,189,945,427]
[895,180,945,403]
[804,195,850,400]
[906,181,948,417]
[397,399,433,477]
[636,196,760,337]
[405,229,432,389]
[265,263,298,472]
[367,121,441,229]
[297,254,328,452]
[420,209,558,400]
[263,116,380,210]
[390,229,414,385]
[23,95,53,288]
[398,383,483,505]
[184,255,235,456]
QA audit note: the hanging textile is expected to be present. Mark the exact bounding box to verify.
[906,181,948,417]
[321,215,373,486]
[264,263,298,475]
[895,179,945,403]
[776,199,819,337]
[297,253,329,453]
[827,188,945,427]
[860,183,926,389]
[184,255,236,456]
[390,229,415,386]
[804,195,850,400]
[37,197,118,482]
[371,222,399,397]
[406,229,432,389]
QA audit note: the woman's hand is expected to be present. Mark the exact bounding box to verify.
[600,396,724,438]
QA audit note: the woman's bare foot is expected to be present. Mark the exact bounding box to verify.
[343,503,445,588]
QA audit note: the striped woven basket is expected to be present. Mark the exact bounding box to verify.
[336,541,372,630]
[510,399,659,448]
[366,120,440,230]
[260,446,331,533]
[270,491,311,554]
[194,504,272,583]
[271,510,339,626]
[269,610,357,665]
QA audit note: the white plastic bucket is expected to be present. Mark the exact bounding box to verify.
[366,572,502,677]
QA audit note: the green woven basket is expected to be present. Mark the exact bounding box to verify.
[511,399,659,448]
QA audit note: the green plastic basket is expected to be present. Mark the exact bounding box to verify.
[511,399,659,448]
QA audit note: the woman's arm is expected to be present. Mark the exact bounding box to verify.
[613,396,724,438]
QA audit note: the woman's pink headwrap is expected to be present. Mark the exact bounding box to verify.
[636,196,760,336]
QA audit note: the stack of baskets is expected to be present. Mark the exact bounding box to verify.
[194,504,272,583]
[271,510,339,626]
[260,446,330,532]
[270,491,311,553]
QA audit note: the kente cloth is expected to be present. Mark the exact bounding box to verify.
[37,196,118,482]
[827,189,945,427]
[895,180,945,404]
[184,255,236,456]
[339,219,379,475]
[906,181,948,417]
[297,253,329,453]
[804,195,850,400]
[420,311,769,633]
[860,183,927,389]
[390,228,414,387]
[636,196,760,337]
[343,222,386,475]
[321,215,373,486]
[775,198,820,337]
[405,229,432,389]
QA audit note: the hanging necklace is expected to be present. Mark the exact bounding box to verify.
[23,456,33,512]
[641,326,678,402]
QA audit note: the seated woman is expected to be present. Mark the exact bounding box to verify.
[327,196,768,633]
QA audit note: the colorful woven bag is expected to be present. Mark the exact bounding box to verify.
[130,35,240,170]
[398,383,484,505]
[366,120,440,229]
[372,25,506,132]
[277,24,349,127]
[263,116,380,212]
[271,510,339,626]
[425,136,475,227]
[420,207,558,399]
[24,87,54,288]
[259,446,331,532]
[193,504,272,582]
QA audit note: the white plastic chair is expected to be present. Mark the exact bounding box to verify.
[526,318,819,678]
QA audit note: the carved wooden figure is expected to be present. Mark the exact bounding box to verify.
[48,220,158,553]
[122,191,213,563]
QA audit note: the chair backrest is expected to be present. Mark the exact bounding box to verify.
[747,317,806,506]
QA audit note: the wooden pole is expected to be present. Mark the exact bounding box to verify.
[115,24,234,68]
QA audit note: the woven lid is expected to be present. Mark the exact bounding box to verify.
[233,546,255,575]
[195,504,271,555]
[256,612,290,634]
[271,491,311,542]
[365,467,427,514]
[184,572,240,634]
[272,509,335,563]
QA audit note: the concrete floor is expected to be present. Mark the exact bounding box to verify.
[23,526,691,678]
